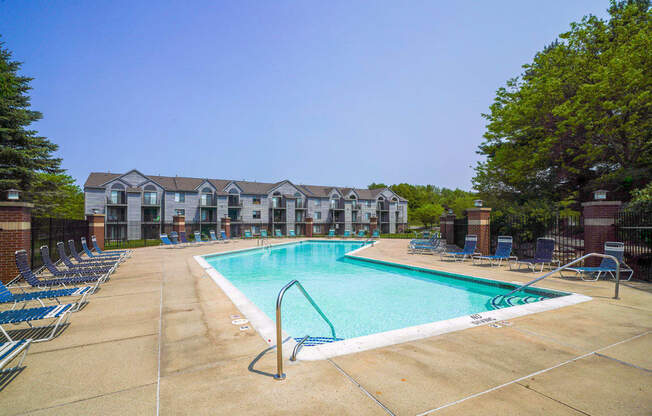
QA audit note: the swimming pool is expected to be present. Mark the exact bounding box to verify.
[197,241,589,359]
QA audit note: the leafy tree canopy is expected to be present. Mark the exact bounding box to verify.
[0,38,62,194]
[31,172,84,219]
[367,182,388,190]
[412,203,444,228]
[473,0,651,208]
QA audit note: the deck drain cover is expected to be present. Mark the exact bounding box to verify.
[232,318,248,325]
[239,325,250,331]
[230,314,241,319]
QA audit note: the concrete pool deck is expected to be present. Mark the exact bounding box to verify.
[1,238,650,415]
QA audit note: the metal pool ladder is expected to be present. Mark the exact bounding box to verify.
[274,280,336,380]
[491,252,622,309]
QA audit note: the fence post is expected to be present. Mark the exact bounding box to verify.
[87,213,105,250]
[467,207,492,255]
[582,199,622,267]
[0,201,33,283]
[445,212,456,245]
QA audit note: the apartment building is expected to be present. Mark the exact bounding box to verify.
[84,169,408,239]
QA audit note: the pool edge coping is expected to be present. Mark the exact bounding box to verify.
[194,240,592,361]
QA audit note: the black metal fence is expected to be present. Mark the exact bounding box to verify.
[31,217,89,269]
[490,213,584,265]
[453,217,468,248]
[615,211,652,281]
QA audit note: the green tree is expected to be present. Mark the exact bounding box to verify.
[31,172,84,219]
[0,39,62,194]
[412,203,444,228]
[367,182,388,190]
[474,0,651,207]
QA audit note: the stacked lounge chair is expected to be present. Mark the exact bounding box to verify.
[260,229,268,238]
[409,235,442,254]
[440,235,479,261]
[289,230,296,237]
[194,231,209,244]
[472,236,515,266]
[160,233,180,248]
[17,250,107,289]
[81,237,127,261]
[343,230,351,238]
[510,238,559,272]
[244,230,253,239]
[69,240,124,266]
[328,229,335,238]
[357,230,366,238]
[220,230,231,242]
[91,235,132,257]
[560,242,634,281]
[275,229,284,238]
[57,242,116,275]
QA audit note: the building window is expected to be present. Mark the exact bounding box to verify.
[352,213,358,222]
[314,199,321,207]
[366,200,371,207]
[313,225,322,234]
[314,212,321,220]
[253,210,261,219]
[253,197,261,205]
[365,213,371,221]
[144,192,157,205]
[251,225,259,234]
[175,209,185,216]
[175,192,185,202]
[201,193,212,206]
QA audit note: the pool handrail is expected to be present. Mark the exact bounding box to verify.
[492,252,621,308]
[274,279,336,380]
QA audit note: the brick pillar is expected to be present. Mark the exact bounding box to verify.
[305,217,313,237]
[370,216,378,235]
[87,213,105,250]
[222,217,231,239]
[0,202,33,283]
[173,215,186,234]
[582,201,622,266]
[467,208,491,255]
[445,213,456,245]
[439,214,447,239]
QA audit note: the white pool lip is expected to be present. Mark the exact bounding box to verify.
[195,240,592,361]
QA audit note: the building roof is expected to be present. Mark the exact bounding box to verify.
[84,171,407,201]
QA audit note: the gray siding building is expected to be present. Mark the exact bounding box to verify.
[84,169,408,239]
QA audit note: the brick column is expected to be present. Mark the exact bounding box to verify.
[445,213,456,245]
[467,208,491,255]
[222,217,231,239]
[173,215,186,235]
[370,216,378,235]
[87,213,105,250]
[305,217,313,237]
[439,214,447,239]
[0,202,33,283]
[582,201,622,266]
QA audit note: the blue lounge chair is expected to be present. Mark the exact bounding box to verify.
[16,250,107,289]
[510,238,559,272]
[328,229,335,238]
[1,279,91,312]
[343,230,351,238]
[179,231,190,244]
[81,237,124,260]
[0,301,74,343]
[409,236,442,254]
[440,235,479,261]
[160,234,180,248]
[194,231,209,244]
[220,230,231,242]
[40,246,105,279]
[69,240,122,267]
[91,235,132,257]
[560,242,634,281]
[275,229,283,238]
[289,230,296,237]
[372,229,380,238]
[473,236,515,266]
[357,230,366,238]
[261,229,268,238]
[244,230,253,239]
[57,243,115,275]
[208,230,223,244]
[0,339,31,373]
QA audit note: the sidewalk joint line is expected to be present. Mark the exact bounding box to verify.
[594,352,651,372]
[516,382,592,415]
[156,255,165,416]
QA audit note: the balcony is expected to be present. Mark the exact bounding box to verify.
[376,203,389,211]
[200,196,217,207]
[227,216,242,222]
[142,195,159,206]
[351,203,360,210]
[227,200,242,208]
[106,216,126,223]
[329,200,344,210]
[271,198,286,209]
[106,196,126,205]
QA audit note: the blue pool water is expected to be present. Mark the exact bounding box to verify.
[205,241,561,340]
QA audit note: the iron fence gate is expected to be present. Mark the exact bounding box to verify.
[31,217,89,269]
[453,217,468,248]
[490,213,584,265]
[615,211,652,281]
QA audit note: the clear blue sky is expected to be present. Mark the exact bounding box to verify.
[1,1,610,190]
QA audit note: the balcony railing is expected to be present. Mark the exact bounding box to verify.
[228,200,242,207]
[106,216,126,223]
[227,216,242,222]
[200,197,217,207]
[106,196,126,205]
[271,199,286,209]
[329,200,344,210]
[142,195,159,205]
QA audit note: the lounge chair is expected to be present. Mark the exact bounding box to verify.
[91,235,132,257]
[69,240,123,266]
[343,230,351,238]
[16,250,107,289]
[194,231,209,244]
[328,229,335,238]
[409,236,442,254]
[372,229,380,238]
[440,235,479,261]
[261,229,268,238]
[220,230,231,243]
[560,242,634,281]
[179,231,191,244]
[40,246,105,278]
[81,237,124,260]
[275,229,283,238]
[0,301,74,343]
[1,279,91,312]
[0,339,31,373]
[160,234,180,248]
[472,236,516,266]
[244,230,253,239]
[357,230,366,238]
[510,238,560,272]
[57,243,115,275]
[208,230,223,244]
[289,230,296,237]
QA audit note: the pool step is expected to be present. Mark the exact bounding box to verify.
[293,336,343,347]
[491,295,546,309]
